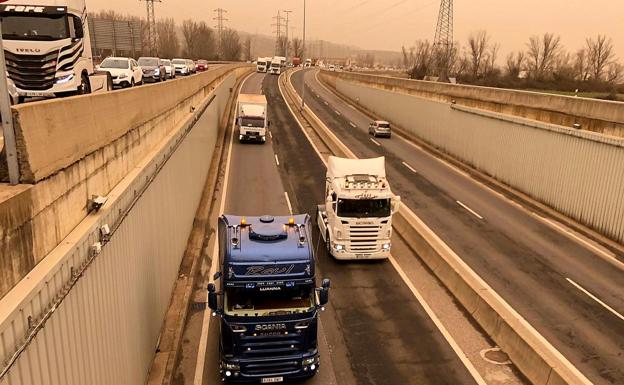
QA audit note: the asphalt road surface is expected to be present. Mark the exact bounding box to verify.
[200,71,481,385]
[291,69,624,385]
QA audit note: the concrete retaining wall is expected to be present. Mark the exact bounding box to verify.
[0,65,250,299]
[0,69,245,385]
[322,71,624,137]
[320,71,624,245]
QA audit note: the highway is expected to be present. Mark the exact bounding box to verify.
[290,68,624,385]
[194,72,484,385]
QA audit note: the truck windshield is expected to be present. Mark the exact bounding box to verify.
[257,61,266,66]
[240,117,265,128]
[100,58,129,69]
[224,285,315,317]
[337,198,391,218]
[1,14,69,41]
[271,63,280,68]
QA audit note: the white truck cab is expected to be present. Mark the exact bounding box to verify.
[0,0,109,99]
[256,57,268,73]
[317,156,400,260]
[237,93,268,143]
[269,56,286,75]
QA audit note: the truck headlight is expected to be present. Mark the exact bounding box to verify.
[333,243,345,252]
[382,243,391,250]
[302,357,316,365]
[230,324,247,333]
[55,73,74,84]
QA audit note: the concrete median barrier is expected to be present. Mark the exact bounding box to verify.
[283,69,593,385]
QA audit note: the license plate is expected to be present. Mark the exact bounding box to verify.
[356,254,370,259]
[261,377,283,383]
[26,91,45,97]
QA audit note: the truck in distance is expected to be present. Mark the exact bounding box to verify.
[208,214,330,383]
[237,94,269,143]
[269,56,286,75]
[0,0,110,100]
[317,156,400,260]
[256,57,268,73]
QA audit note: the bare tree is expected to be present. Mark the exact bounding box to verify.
[221,29,242,61]
[574,49,590,81]
[242,37,252,62]
[182,20,216,59]
[357,52,375,68]
[505,51,525,78]
[586,35,615,81]
[606,62,623,84]
[291,37,304,58]
[156,18,179,58]
[403,40,432,79]
[467,30,490,77]
[526,33,562,79]
[483,42,500,77]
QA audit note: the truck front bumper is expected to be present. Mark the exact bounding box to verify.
[221,352,319,383]
[331,248,391,260]
[239,131,266,142]
[16,76,80,98]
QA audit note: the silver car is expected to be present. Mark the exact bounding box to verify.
[368,120,392,138]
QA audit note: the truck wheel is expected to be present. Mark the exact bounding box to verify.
[78,74,91,95]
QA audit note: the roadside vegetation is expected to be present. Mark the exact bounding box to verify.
[401,32,624,101]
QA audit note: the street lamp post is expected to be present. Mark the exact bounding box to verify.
[301,0,306,110]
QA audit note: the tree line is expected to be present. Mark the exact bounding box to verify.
[94,11,251,61]
[402,32,623,96]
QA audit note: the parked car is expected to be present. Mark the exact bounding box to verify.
[328,64,336,71]
[98,57,143,88]
[368,120,392,138]
[161,59,176,79]
[188,59,196,74]
[172,58,190,76]
[195,60,209,72]
[137,57,166,82]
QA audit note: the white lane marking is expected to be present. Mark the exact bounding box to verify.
[323,101,329,106]
[388,255,488,385]
[281,74,487,385]
[284,191,293,215]
[315,93,320,98]
[534,214,624,271]
[456,201,484,220]
[335,110,341,116]
[370,138,381,146]
[349,122,357,128]
[566,278,624,321]
[269,130,273,139]
[194,71,254,385]
[274,154,280,166]
[402,161,417,173]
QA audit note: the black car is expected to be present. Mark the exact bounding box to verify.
[137,57,166,82]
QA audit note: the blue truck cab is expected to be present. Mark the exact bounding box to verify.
[208,214,330,383]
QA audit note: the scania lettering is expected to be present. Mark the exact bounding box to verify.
[0,0,110,100]
[237,93,268,143]
[317,156,401,260]
[208,214,330,383]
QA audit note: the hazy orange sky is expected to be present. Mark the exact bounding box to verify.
[86,0,624,58]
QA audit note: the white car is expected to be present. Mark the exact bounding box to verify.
[161,59,176,79]
[98,57,143,88]
[172,58,190,76]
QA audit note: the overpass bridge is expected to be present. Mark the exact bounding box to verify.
[0,64,622,385]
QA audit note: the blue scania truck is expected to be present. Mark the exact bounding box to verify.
[208,214,330,383]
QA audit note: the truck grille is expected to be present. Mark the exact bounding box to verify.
[240,333,303,358]
[5,50,58,91]
[348,224,381,252]
[244,359,300,376]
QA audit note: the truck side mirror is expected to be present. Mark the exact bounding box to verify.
[318,278,330,306]
[322,278,330,289]
[392,196,401,214]
[213,271,222,281]
[207,283,218,311]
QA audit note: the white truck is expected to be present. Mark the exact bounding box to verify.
[317,156,400,260]
[236,94,268,143]
[268,56,286,75]
[0,0,110,101]
[256,57,268,73]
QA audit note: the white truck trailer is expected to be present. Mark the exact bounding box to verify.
[0,0,110,101]
[317,156,400,260]
[236,94,268,143]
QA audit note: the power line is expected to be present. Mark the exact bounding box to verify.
[139,0,161,55]
[213,8,228,58]
[282,10,292,58]
[272,11,285,55]
[433,0,453,80]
